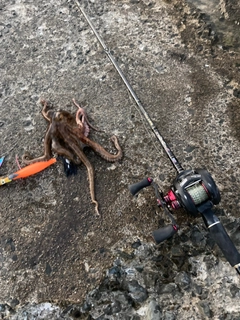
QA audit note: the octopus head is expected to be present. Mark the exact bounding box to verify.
[55,110,74,123]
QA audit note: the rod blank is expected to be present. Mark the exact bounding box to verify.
[73,0,183,173]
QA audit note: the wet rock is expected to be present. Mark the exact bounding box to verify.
[163,311,176,320]
[192,283,202,296]
[146,300,162,320]
[10,299,19,308]
[157,283,177,294]
[198,301,213,318]
[12,254,18,261]
[230,284,240,298]
[5,238,15,251]
[134,265,144,273]
[45,262,52,275]
[190,228,205,245]
[69,308,82,318]
[175,271,191,290]
[170,245,185,257]
[103,300,122,315]
[117,250,135,261]
[126,280,148,303]
[132,239,142,249]
[233,88,240,98]
[82,301,91,312]
[199,289,209,300]
[142,269,160,289]
[185,145,197,153]
[135,244,154,258]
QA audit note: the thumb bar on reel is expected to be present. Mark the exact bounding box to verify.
[73,0,183,174]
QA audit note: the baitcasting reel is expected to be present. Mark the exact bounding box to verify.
[129,168,240,275]
[129,168,220,217]
[165,168,221,216]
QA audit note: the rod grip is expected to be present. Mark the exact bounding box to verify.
[128,177,153,196]
[209,221,240,270]
[153,224,178,244]
[201,208,240,274]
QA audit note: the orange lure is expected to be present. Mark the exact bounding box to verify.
[0,158,57,186]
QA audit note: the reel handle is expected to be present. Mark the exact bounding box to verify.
[200,208,240,275]
[153,224,178,244]
[129,177,153,196]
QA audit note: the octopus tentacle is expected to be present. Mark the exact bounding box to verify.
[72,98,102,133]
[51,140,81,165]
[22,125,53,164]
[76,108,88,136]
[77,134,122,162]
[72,146,99,216]
[62,122,122,162]
[60,132,99,216]
[41,99,54,122]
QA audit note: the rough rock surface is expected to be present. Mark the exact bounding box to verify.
[0,0,240,319]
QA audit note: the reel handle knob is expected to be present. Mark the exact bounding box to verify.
[153,224,178,244]
[129,177,153,196]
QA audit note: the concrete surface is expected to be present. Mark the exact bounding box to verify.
[0,0,240,318]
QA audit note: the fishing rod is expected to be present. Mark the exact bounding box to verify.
[73,1,240,275]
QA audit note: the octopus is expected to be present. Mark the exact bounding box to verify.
[22,99,122,216]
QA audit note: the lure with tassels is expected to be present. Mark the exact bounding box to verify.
[0,158,57,186]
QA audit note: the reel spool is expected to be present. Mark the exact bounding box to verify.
[185,183,209,205]
[172,168,221,216]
